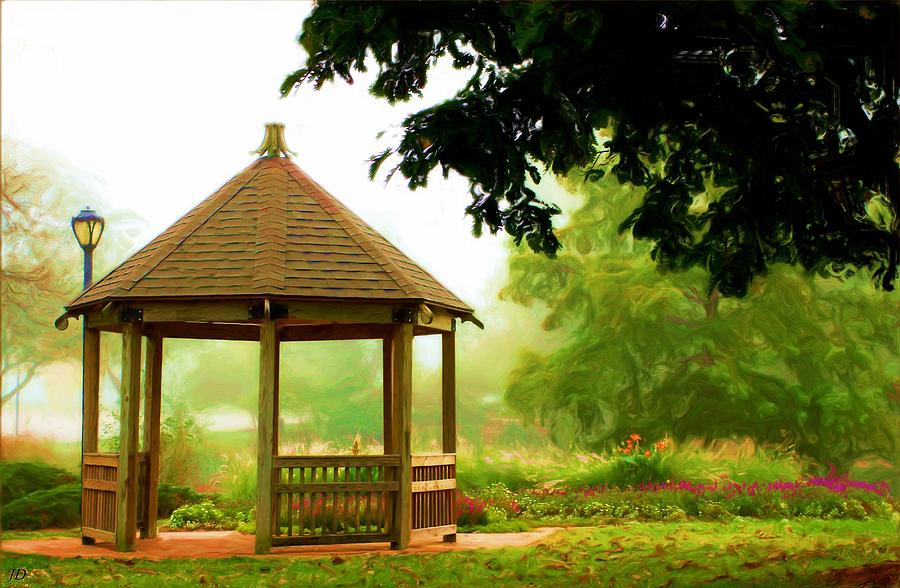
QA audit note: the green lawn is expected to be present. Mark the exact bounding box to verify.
[2,519,898,586]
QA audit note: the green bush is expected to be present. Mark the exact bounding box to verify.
[157,483,205,518]
[0,462,77,506]
[169,501,225,530]
[169,501,254,531]
[2,483,81,530]
[470,483,898,525]
[606,453,672,488]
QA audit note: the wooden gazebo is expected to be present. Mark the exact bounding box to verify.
[56,123,481,554]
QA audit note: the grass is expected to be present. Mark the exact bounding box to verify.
[1,528,81,541]
[2,519,898,586]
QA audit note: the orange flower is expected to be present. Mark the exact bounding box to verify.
[623,448,632,455]
[644,450,651,457]
[630,433,642,442]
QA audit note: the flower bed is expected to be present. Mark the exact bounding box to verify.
[458,474,896,527]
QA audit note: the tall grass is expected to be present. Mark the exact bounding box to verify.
[456,437,806,491]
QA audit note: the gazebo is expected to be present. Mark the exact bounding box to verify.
[56,123,482,554]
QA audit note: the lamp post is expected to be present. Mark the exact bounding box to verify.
[71,206,103,546]
[71,207,105,288]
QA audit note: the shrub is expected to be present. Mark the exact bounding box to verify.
[0,462,77,506]
[169,501,226,530]
[456,493,488,526]
[2,483,81,530]
[169,501,254,531]
[157,483,205,518]
[159,402,205,488]
[210,452,256,508]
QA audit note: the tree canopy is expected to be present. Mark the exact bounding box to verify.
[285,1,899,296]
[502,172,900,472]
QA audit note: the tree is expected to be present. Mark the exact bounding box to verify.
[501,171,900,472]
[1,140,140,407]
[285,1,899,297]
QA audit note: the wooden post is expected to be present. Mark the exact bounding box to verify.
[83,329,101,452]
[441,329,457,454]
[140,334,163,539]
[390,323,413,549]
[81,327,101,545]
[116,321,142,552]
[441,328,457,543]
[273,337,280,455]
[382,331,395,536]
[382,331,395,453]
[255,320,277,554]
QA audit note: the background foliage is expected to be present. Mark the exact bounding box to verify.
[503,172,900,472]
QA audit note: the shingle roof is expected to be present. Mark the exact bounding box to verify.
[66,155,473,315]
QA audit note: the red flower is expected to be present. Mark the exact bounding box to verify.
[644,450,651,457]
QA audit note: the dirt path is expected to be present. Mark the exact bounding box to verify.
[1,528,562,560]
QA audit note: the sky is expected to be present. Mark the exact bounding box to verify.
[1,1,571,439]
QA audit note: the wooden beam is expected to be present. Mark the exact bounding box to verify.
[255,320,277,555]
[442,331,457,454]
[140,301,250,323]
[146,322,260,342]
[280,323,388,342]
[411,479,456,493]
[411,524,457,540]
[274,481,399,493]
[83,453,120,467]
[82,527,116,544]
[271,533,392,547]
[273,455,401,468]
[391,322,413,550]
[283,301,395,324]
[116,321,142,552]
[82,328,101,453]
[412,454,456,467]
[140,334,163,539]
[84,307,121,330]
[417,305,455,333]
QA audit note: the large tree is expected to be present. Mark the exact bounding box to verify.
[285,1,899,297]
[1,141,139,407]
[502,171,900,472]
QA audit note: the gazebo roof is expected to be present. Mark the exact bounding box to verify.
[65,125,475,320]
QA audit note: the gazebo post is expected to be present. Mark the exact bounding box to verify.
[441,326,457,543]
[382,330,396,537]
[80,327,101,545]
[391,322,413,550]
[255,319,278,554]
[273,337,280,455]
[382,330,395,454]
[140,333,163,539]
[116,321,143,552]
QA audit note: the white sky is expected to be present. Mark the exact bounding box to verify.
[1,1,572,440]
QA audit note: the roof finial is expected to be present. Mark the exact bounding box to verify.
[253,122,295,159]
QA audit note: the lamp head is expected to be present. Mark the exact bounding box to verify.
[71,207,104,250]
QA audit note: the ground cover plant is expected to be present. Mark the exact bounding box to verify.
[4,519,898,586]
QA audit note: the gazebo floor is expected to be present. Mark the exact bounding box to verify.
[1,528,562,560]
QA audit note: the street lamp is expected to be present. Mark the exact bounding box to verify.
[71,206,103,546]
[71,207,105,288]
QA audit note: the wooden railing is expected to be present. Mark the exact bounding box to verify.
[271,455,400,546]
[82,452,148,543]
[411,453,456,535]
